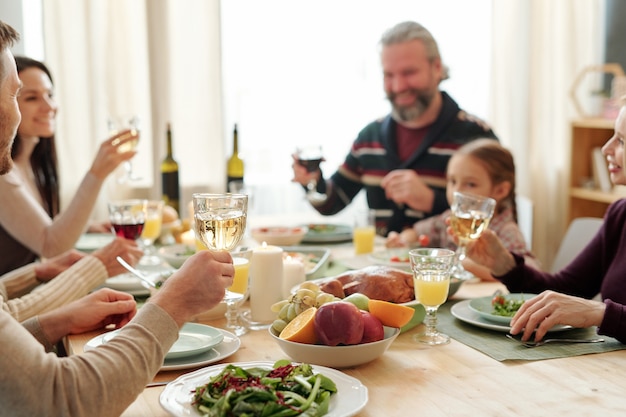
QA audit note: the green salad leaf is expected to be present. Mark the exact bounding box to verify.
[192,361,337,417]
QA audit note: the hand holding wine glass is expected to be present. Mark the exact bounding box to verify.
[108,115,140,183]
[409,248,456,345]
[295,145,327,204]
[449,191,496,280]
[192,193,249,334]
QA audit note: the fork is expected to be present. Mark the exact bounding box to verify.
[505,333,605,348]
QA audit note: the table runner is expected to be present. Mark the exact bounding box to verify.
[437,300,626,361]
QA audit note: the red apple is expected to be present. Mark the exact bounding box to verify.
[360,311,384,343]
[314,301,364,346]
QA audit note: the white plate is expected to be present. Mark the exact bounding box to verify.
[368,249,411,271]
[75,233,114,252]
[159,361,368,417]
[468,293,535,325]
[451,299,572,332]
[85,328,240,370]
[100,323,223,360]
[103,273,149,296]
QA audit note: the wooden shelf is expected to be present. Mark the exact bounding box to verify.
[567,119,616,223]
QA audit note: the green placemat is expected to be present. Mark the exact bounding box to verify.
[437,300,626,361]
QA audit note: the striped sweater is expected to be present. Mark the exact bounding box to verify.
[314,92,498,235]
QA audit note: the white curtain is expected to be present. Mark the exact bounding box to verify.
[491,0,604,267]
[42,0,224,222]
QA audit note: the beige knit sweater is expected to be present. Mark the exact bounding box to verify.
[0,256,107,322]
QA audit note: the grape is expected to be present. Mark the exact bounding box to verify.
[298,281,320,292]
[278,303,290,321]
[271,319,287,333]
[271,300,289,313]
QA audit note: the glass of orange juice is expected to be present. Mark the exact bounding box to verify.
[139,200,164,265]
[353,209,376,254]
[409,248,455,345]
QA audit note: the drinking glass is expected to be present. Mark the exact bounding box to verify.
[139,200,164,265]
[353,209,376,254]
[409,248,456,345]
[107,199,148,241]
[226,253,252,335]
[295,145,327,204]
[108,115,140,183]
[449,191,496,280]
[192,193,249,330]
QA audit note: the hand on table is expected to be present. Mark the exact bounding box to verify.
[38,288,137,344]
[510,290,606,342]
[381,169,434,212]
[35,250,86,282]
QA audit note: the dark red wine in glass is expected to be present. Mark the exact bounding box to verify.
[112,222,145,240]
[298,157,322,173]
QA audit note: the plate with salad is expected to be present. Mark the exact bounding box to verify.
[452,296,572,333]
[468,293,534,325]
[160,360,368,417]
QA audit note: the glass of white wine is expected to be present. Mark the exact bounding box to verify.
[108,115,140,183]
[192,193,249,331]
[449,191,496,280]
[409,248,456,345]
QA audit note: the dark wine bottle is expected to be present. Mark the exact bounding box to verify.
[226,124,244,192]
[161,123,180,214]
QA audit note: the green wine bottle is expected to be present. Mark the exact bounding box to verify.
[226,124,244,192]
[161,123,180,214]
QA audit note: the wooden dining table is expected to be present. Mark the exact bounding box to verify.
[66,234,626,416]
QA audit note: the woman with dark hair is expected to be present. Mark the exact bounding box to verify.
[0,56,138,275]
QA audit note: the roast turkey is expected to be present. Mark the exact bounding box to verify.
[320,266,414,304]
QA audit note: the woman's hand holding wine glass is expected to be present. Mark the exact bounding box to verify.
[108,115,141,183]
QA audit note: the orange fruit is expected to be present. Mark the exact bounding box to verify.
[368,299,415,328]
[279,307,318,344]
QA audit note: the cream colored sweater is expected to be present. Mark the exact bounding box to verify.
[0,256,107,322]
[1,303,178,417]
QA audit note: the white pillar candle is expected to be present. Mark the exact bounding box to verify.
[249,243,284,323]
[282,256,306,298]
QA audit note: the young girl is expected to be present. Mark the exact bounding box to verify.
[385,138,539,280]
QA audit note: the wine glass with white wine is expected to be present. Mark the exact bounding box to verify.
[108,115,140,183]
[449,191,496,280]
[192,193,248,334]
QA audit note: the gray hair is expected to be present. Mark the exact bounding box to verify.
[380,21,449,81]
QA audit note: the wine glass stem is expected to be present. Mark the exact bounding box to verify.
[306,179,317,193]
[455,244,467,270]
[423,306,440,336]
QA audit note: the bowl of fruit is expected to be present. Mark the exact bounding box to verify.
[268,283,413,368]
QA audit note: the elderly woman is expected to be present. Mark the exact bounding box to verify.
[463,103,626,344]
